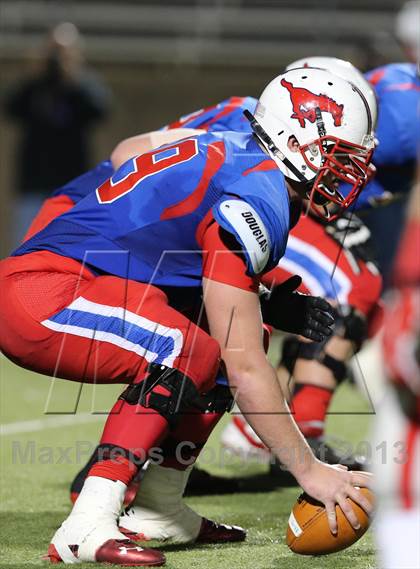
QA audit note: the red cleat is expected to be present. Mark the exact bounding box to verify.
[96,539,165,566]
[120,517,246,545]
[195,518,246,543]
[47,539,165,566]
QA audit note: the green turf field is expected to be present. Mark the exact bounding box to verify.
[0,353,377,569]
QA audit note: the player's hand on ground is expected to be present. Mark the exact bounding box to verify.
[297,460,374,534]
[260,275,335,341]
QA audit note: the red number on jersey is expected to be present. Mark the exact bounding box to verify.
[96,138,198,204]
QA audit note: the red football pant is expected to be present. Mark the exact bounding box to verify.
[0,251,220,477]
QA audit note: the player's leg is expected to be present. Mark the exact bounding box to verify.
[50,276,238,559]
[373,282,420,569]
[68,287,266,505]
[0,253,168,564]
[68,401,243,543]
[69,389,240,505]
[277,327,366,467]
[372,389,420,569]
[0,251,225,564]
[119,396,244,544]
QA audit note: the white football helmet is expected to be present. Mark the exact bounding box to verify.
[286,56,378,127]
[249,68,375,219]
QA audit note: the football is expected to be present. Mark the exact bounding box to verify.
[286,488,374,555]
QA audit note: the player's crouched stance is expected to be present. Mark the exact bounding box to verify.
[0,69,374,566]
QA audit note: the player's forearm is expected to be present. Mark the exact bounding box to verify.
[227,358,316,481]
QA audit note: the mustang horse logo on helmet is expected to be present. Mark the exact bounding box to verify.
[281,79,344,128]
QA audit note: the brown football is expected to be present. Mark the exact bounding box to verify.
[286,488,374,555]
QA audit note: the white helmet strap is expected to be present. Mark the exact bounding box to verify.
[315,107,326,138]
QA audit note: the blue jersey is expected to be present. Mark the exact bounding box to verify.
[13,132,291,288]
[47,97,258,209]
[51,159,113,203]
[163,96,257,133]
[42,97,257,210]
[364,63,420,201]
[367,63,419,167]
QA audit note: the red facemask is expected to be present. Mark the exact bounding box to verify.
[300,135,374,221]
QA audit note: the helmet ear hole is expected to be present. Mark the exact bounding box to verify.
[287,136,299,152]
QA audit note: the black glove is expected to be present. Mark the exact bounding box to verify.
[260,275,335,342]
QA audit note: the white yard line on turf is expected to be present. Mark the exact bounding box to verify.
[0,413,105,436]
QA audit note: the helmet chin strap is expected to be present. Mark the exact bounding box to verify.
[304,196,331,220]
[243,110,311,187]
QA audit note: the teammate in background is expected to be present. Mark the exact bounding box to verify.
[362,62,420,284]
[0,69,374,566]
[361,0,420,284]
[372,170,420,569]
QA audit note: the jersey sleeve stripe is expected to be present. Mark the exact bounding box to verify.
[242,159,278,177]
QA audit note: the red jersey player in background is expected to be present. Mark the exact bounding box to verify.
[372,166,420,569]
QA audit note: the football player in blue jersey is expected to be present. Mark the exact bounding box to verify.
[0,68,374,566]
[65,58,384,502]
[363,61,420,283]
[17,56,417,552]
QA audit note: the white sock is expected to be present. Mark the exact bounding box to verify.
[53,476,129,562]
[120,463,202,543]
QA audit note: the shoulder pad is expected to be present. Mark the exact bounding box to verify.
[214,199,271,275]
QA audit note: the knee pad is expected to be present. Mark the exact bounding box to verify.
[120,363,202,429]
[120,364,233,429]
[280,307,367,383]
[280,337,348,384]
[193,383,234,414]
[280,335,327,372]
